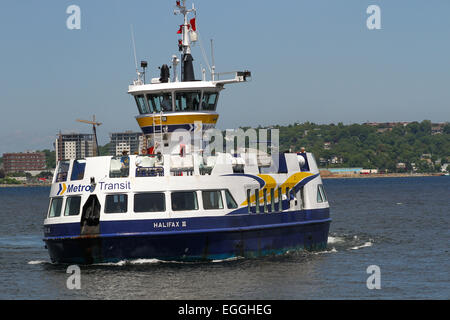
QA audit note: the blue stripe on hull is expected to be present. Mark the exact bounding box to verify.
[43,209,331,264]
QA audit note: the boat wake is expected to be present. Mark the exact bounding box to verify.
[94,256,243,266]
[27,260,49,265]
[349,241,373,250]
[325,233,375,252]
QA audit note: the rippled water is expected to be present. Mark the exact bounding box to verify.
[1,176,449,299]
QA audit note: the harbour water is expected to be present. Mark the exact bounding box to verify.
[0,176,448,299]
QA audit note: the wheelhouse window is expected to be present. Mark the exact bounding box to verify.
[48,197,63,218]
[105,194,128,213]
[225,189,238,209]
[202,190,223,210]
[134,193,165,213]
[64,196,81,216]
[201,92,218,111]
[135,95,149,114]
[147,93,173,112]
[70,160,86,181]
[175,91,201,111]
[171,191,198,211]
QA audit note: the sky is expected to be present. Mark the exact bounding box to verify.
[0,0,449,154]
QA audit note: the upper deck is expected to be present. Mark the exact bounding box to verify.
[53,151,318,185]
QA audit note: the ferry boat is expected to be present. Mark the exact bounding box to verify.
[43,1,331,264]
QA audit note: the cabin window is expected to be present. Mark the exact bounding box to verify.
[277,187,282,211]
[134,193,165,212]
[48,197,63,218]
[70,160,86,181]
[286,187,290,209]
[317,184,327,203]
[255,189,260,213]
[320,184,328,202]
[109,156,129,178]
[171,191,198,211]
[175,91,201,111]
[202,190,224,210]
[135,95,149,114]
[147,93,173,113]
[270,188,275,212]
[201,92,218,111]
[64,196,81,216]
[55,161,70,182]
[105,194,128,213]
[297,187,305,209]
[246,189,251,213]
[225,189,238,209]
[263,189,268,213]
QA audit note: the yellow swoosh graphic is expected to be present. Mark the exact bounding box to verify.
[240,172,315,206]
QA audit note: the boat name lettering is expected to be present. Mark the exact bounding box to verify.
[153,221,187,228]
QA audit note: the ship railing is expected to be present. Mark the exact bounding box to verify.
[199,166,213,175]
[198,155,217,175]
[170,168,194,176]
[136,166,165,177]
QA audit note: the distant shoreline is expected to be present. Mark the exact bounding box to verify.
[320,172,446,179]
[0,183,51,188]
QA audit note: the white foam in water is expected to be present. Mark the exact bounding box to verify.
[211,256,241,263]
[27,260,48,265]
[129,258,163,264]
[349,241,373,250]
[313,247,338,255]
[96,258,163,266]
[328,236,345,244]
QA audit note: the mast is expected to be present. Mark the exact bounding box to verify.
[174,0,196,81]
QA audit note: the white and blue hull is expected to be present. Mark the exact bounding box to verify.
[44,208,330,264]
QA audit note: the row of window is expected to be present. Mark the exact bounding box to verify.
[134,91,219,114]
[245,184,327,214]
[47,189,238,218]
[56,156,164,182]
[246,187,294,214]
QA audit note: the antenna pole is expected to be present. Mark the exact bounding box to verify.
[210,38,215,81]
[131,25,138,70]
[131,24,143,84]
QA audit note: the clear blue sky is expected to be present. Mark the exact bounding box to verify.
[0,0,449,154]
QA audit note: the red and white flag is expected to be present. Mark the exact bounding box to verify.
[189,18,196,31]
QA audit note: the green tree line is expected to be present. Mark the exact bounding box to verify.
[271,120,449,173]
